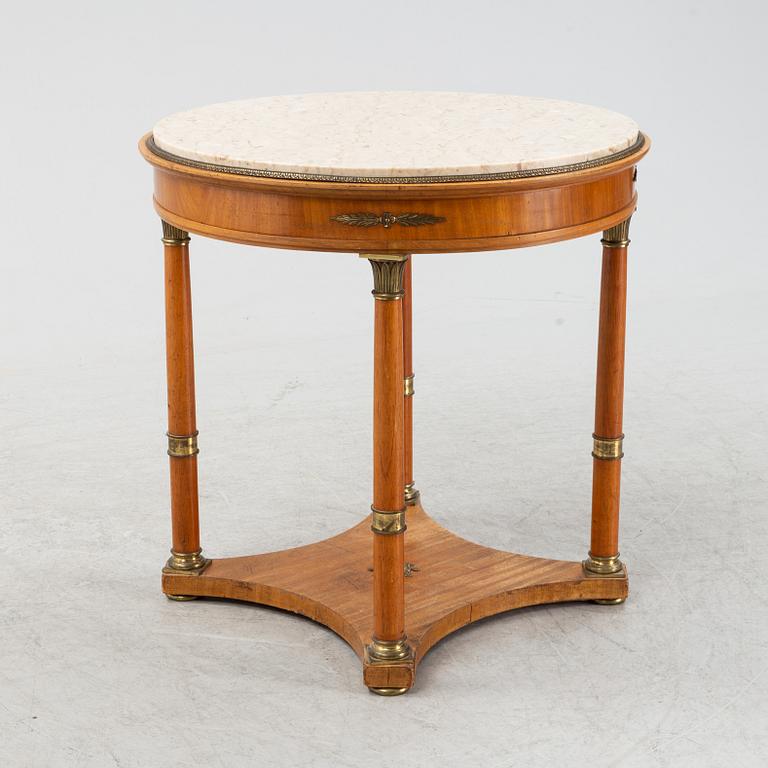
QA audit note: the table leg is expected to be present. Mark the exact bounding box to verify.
[402,256,419,507]
[584,216,631,601]
[361,253,414,695]
[160,221,209,599]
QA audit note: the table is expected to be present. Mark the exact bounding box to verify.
[139,92,650,695]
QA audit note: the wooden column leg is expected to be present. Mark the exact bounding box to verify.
[160,221,209,599]
[361,254,414,696]
[584,216,631,598]
[402,256,420,507]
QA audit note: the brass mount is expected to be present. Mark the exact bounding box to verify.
[404,481,420,506]
[592,434,624,461]
[370,506,407,535]
[366,636,412,662]
[167,431,199,458]
[583,552,625,576]
[361,253,408,300]
[161,220,190,246]
[163,548,210,575]
[601,216,632,248]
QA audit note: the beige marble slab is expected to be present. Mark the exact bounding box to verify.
[152,92,639,179]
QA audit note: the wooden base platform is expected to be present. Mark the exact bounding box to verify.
[162,503,628,694]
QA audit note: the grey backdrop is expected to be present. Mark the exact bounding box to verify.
[2,1,766,766]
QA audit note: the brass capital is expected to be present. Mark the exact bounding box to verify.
[161,220,190,246]
[592,434,624,461]
[601,216,631,248]
[361,254,408,300]
[404,374,415,397]
[370,506,407,535]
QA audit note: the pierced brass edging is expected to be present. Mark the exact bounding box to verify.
[370,506,407,535]
[592,434,624,461]
[331,212,445,228]
[167,431,199,458]
[148,133,646,184]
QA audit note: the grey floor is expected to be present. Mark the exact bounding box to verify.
[2,240,766,767]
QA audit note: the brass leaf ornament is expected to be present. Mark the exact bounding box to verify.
[331,212,445,228]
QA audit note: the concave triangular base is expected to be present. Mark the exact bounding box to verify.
[162,503,627,693]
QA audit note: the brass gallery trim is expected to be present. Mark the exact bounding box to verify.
[147,133,646,184]
[370,506,407,535]
[592,434,624,461]
[167,431,199,458]
[331,212,445,228]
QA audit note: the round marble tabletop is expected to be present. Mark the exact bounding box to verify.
[151,92,640,183]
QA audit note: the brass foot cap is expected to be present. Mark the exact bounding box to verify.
[593,597,627,605]
[368,686,410,697]
[165,594,198,602]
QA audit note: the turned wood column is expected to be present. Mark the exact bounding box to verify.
[585,216,631,579]
[362,253,412,684]
[402,257,419,506]
[161,221,209,586]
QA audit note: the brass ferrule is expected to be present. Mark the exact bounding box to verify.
[370,506,407,535]
[600,237,630,248]
[404,482,420,506]
[583,552,624,576]
[161,220,190,246]
[592,434,624,461]
[361,254,408,300]
[167,431,199,458]
[366,637,412,662]
[163,548,210,575]
[404,374,415,397]
[601,216,632,248]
